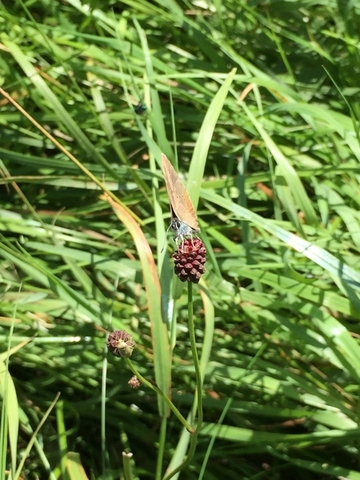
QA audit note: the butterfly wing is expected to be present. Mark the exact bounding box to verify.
[161,154,199,231]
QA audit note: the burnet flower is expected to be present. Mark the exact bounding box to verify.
[107,330,135,358]
[172,238,207,283]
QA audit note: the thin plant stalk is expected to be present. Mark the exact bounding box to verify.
[187,282,204,430]
[162,282,203,480]
[156,416,167,480]
[124,359,194,433]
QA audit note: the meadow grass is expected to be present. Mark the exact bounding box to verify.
[1,1,360,479]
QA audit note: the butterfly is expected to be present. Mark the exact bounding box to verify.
[161,153,200,241]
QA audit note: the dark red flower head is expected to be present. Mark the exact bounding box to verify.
[107,330,135,358]
[172,238,207,283]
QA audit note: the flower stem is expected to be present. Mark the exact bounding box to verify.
[162,282,203,480]
[187,282,204,429]
[156,416,167,480]
[124,358,194,433]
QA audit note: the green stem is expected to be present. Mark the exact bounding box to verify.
[187,282,204,430]
[162,282,203,480]
[124,358,194,433]
[155,416,167,480]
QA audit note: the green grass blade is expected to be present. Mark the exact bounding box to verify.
[188,68,237,209]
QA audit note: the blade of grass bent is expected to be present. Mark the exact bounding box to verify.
[201,190,360,290]
[102,194,171,417]
[188,68,237,209]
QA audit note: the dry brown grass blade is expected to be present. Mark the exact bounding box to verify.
[101,193,171,416]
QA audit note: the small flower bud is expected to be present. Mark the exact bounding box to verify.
[107,330,135,358]
[172,238,207,283]
[128,376,141,389]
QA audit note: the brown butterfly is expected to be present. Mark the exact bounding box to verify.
[161,153,200,239]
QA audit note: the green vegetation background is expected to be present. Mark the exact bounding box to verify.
[1,0,360,479]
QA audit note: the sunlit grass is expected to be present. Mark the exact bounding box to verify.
[1,0,360,479]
